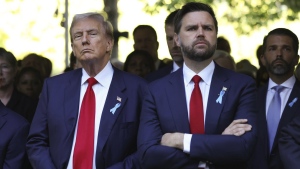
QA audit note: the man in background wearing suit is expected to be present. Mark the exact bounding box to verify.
[27,12,146,169]
[138,2,257,169]
[0,101,29,169]
[145,10,184,82]
[249,28,300,169]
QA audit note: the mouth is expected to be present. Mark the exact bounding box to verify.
[193,40,208,48]
[81,49,93,55]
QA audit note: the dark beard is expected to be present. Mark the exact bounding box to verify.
[181,42,216,62]
[265,58,293,75]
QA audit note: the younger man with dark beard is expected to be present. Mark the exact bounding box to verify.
[137,2,257,169]
[249,28,300,169]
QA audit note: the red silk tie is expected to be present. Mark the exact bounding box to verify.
[190,75,204,134]
[73,77,97,169]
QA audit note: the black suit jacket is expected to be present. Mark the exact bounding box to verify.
[249,79,300,169]
[279,111,300,169]
[6,89,38,123]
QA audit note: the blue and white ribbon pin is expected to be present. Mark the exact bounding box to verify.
[289,97,298,107]
[216,87,227,104]
[110,103,121,114]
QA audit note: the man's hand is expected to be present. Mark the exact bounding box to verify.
[222,119,252,136]
[161,133,184,150]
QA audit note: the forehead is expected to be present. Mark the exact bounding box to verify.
[266,35,294,46]
[0,58,9,63]
[165,25,175,34]
[134,28,156,38]
[71,18,101,33]
[181,11,215,27]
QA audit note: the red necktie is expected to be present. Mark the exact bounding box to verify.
[73,77,97,169]
[190,75,204,134]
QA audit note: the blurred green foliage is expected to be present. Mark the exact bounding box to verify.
[140,0,300,34]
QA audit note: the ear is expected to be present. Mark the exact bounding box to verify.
[260,54,266,67]
[174,33,180,47]
[133,43,137,50]
[156,41,159,50]
[106,39,114,52]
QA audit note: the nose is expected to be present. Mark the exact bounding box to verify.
[81,33,90,45]
[196,27,204,37]
[276,49,283,58]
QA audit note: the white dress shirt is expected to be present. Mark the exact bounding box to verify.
[67,62,114,169]
[182,61,215,168]
[266,76,296,117]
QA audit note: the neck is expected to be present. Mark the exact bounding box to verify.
[269,73,294,85]
[184,57,213,74]
[80,59,109,77]
[175,61,184,68]
[0,85,14,105]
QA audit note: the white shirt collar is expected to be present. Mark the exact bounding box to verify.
[81,61,114,87]
[268,75,296,90]
[183,61,215,86]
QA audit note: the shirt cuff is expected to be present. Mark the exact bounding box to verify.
[183,133,192,153]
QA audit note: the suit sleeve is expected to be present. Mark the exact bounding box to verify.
[137,87,198,169]
[26,80,57,169]
[4,121,29,169]
[189,78,258,165]
[279,114,300,169]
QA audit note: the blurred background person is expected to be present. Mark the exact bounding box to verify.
[0,49,38,123]
[133,24,168,70]
[21,53,52,80]
[123,50,155,78]
[145,9,184,82]
[256,44,269,87]
[15,67,43,99]
[213,49,236,71]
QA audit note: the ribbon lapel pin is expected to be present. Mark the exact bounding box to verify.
[216,87,227,104]
[110,96,122,114]
[110,103,121,115]
[289,97,298,107]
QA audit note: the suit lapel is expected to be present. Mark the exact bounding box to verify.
[97,68,127,151]
[0,103,7,129]
[205,65,230,134]
[64,69,82,134]
[166,69,190,133]
[257,85,270,157]
[273,80,300,150]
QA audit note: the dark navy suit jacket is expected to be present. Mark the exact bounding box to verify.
[279,108,300,169]
[145,63,173,83]
[27,67,147,169]
[249,80,300,169]
[0,101,29,169]
[138,63,258,169]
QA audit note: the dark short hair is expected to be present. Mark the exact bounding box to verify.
[262,28,299,54]
[123,50,155,72]
[133,25,157,40]
[0,50,17,68]
[174,2,218,34]
[165,9,179,26]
